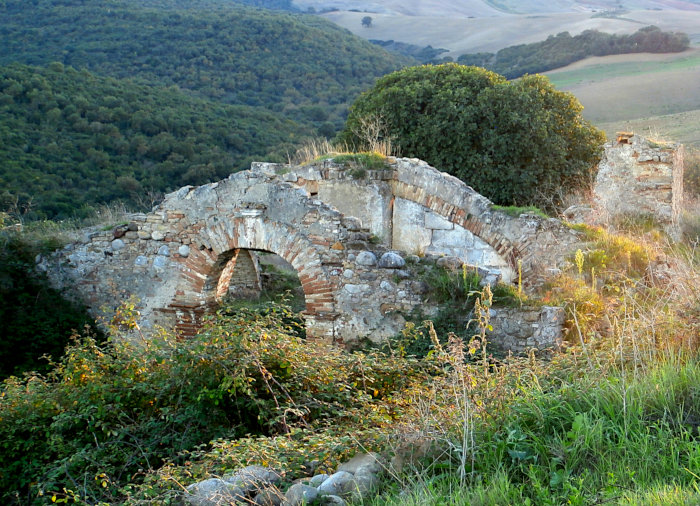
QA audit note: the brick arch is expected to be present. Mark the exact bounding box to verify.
[390,177,520,272]
[166,216,336,338]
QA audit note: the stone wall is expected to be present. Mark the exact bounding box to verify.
[392,197,513,281]
[227,249,262,299]
[40,157,583,346]
[487,305,566,353]
[594,133,684,228]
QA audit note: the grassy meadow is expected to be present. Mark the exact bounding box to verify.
[545,49,700,147]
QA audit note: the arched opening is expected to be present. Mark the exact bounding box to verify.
[213,248,305,312]
[167,217,338,340]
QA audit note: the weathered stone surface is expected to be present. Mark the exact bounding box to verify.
[337,452,383,475]
[253,486,284,506]
[283,483,319,506]
[380,280,394,291]
[353,468,380,496]
[410,280,429,294]
[113,225,128,239]
[436,256,463,271]
[488,305,565,352]
[223,465,281,491]
[593,134,683,232]
[111,239,125,251]
[42,157,582,346]
[318,495,347,505]
[153,256,168,269]
[378,251,405,269]
[185,478,238,506]
[151,230,165,241]
[317,471,356,497]
[355,251,377,266]
[425,212,453,230]
[343,284,369,295]
[308,474,329,487]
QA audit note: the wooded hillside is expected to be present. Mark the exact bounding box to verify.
[457,26,690,78]
[0,0,412,129]
[0,64,309,219]
[0,0,412,218]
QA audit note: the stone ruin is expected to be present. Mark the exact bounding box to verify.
[566,133,684,233]
[40,157,585,349]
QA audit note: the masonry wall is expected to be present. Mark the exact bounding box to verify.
[391,197,513,281]
[227,249,262,298]
[41,157,583,347]
[595,133,684,227]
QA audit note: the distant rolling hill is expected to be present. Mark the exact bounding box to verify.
[0,0,412,131]
[0,0,413,218]
[294,0,700,16]
[312,0,700,148]
[545,49,700,146]
[319,9,700,56]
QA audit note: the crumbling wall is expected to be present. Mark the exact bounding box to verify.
[488,306,566,353]
[40,157,583,347]
[594,133,684,227]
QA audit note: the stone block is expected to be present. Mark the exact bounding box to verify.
[424,212,453,230]
[431,227,475,250]
[378,251,405,269]
[392,198,431,255]
[355,251,377,266]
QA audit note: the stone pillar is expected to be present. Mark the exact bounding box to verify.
[594,133,684,229]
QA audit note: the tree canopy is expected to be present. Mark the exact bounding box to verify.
[457,26,690,79]
[339,64,606,208]
[0,63,308,219]
[1,0,412,131]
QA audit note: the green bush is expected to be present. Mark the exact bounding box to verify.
[339,64,605,210]
[0,300,427,504]
[0,227,98,379]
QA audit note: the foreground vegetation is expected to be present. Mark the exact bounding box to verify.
[1,209,698,504]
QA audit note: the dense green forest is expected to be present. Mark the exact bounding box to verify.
[0,64,309,219]
[0,0,412,218]
[0,0,412,129]
[458,26,690,79]
[369,40,452,63]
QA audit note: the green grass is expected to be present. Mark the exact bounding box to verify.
[369,358,700,505]
[331,152,391,170]
[547,52,700,88]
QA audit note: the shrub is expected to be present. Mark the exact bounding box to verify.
[0,300,428,504]
[339,64,605,210]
